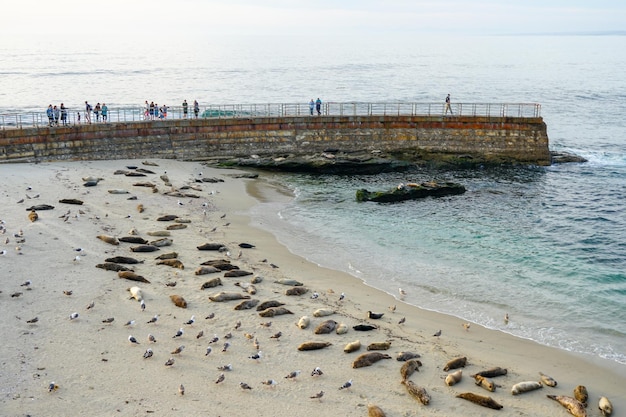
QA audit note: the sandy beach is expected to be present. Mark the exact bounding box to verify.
[1,159,623,417]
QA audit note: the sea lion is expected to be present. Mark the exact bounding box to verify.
[208,291,251,302]
[58,198,83,205]
[547,395,587,417]
[195,266,220,275]
[335,322,348,334]
[297,341,332,351]
[149,237,173,247]
[234,299,260,310]
[401,359,422,382]
[105,256,143,264]
[314,320,337,334]
[574,385,588,407]
[274,279,303,286]
[108,189,130,194]
[257,300,285,311]
[343,340,361,353]
[170,294,187,308]
[166,223,187,230]
[118,271,150,283]
[118,236,149,244]
[128,286,143,301]
[97,234,119,245]
[511,381,543,395]
[155,252,178,260]
[471,367,508,378]
[367,404,386,417]
[456,392,503,410]
[224,270,253,277]
[539,372,558,387]
[443,356,467,371]
[258,307,293,317]
[285,287,309,296]
[445,369,463,386]
[396,351,421,361]
[157,259,184,269]
[599,396,613,416]
[147,230,171,237]
[402,380,431,405]
[130,245,160,252]
[353,324,378,331]
[197,243,226,251]
[474,374,496,392]
[157,215,177,221]
[297,316,311,330]
[96,263,134,272]
[200,277,223,290]
[367,341,391,351]
[352,352,391,368]
[313,308,334,317]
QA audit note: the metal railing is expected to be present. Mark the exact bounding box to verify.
[0,102,541,130]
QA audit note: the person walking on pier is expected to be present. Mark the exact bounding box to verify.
[315,98,322,116]
[309,99,315,116]
[444,93,453,115]
[85,101,92,124]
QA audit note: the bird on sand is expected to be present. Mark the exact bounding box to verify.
[339,379,353,390]
[310,391,324,400]
[433,329,442,337]
[284,370,301,380]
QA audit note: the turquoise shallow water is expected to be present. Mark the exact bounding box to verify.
[1,33,625,364]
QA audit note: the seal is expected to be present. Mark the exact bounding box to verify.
[108,189,130,194]
[96,262,134,272]
[157,259,184,269]
[258,307,293,317]
[195,266,220,275]
[511,381,543,395]
[82,175,103,182]
[234,299,260,310]
[130,245,160,252]
[353,324,377,331]
[445,369,463,386]
[474,374,496,392]
[456,392,503,410]
[335,322,348,334]
[402,380,431,405]
[208,291,251,302]
[148,230,171,236]
[59,198,84,205]
[297,341,332,351]
[170,294,187,308]
[343,340,361,353]
[200,277,223,290]
[297,315,310,329]
[313,308,334,317]
[443,356,467,371]
[599,396,613,416]
[129,286,143,301]
[197,242,226,251]
[367,311,384,319]
[352,352,391,368]
[118,271,150,283]
[367,404,387,417]
[156,215,177,221]
[166,224,187,230]
[285,287,309,296]
[314,320,337,334]
[257,300,285,311]
[539,372,558,387]
[149,237,173,247]
[118,236,149,244]
[250,275,264,284]
[471,367,507,378]
[573,385,588,407]
[105,256,144,264]
[396,351,421,361]
[274,279,303,286]
[367,341,391,351]
[400,359,422,382]
[547,395,586,417]
[97,234,119,245]
[155,252,178,260]
[224,270,253,277]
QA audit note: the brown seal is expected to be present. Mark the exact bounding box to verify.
[234,299,260,310]
[105,256,143,264]
[297,341,332,351]
[367,404,386,417]
[539,372,558,387]
[197,242,226,251]
[400,359,422,382]
[445,369,463,386]
[456,392,503,410]
[157,259,184,269]
[96,263,133,272]
[200,277,223,290]
[256,300,285,311]
[224,270,253,277]
[97,234,119,245]
[130,245,160,252]
[474,374,496,392]
[118,271,150,283]
[208,291,251,302]
[443,356,467,371]
[285,287,309,296]
[149,237,173,247]
[118,236,149,244]
[157,215,178,221]
[402,380,430,405]
[155,252,178,260]
[258,307,293,317]
[314,320,337,334]
[352,352,391,368]
[367,341,391,351]
[396,351,421,361]
[166,223,187,230]
[547,395,586,417]
[471,367,507,378]
[170,295,187,308]
[573,385,588,407]
[195,266,221,275]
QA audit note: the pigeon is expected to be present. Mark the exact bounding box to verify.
[398,317,406,325]
[367,311,384,319]
[205,347,212,356]
[147,315,158,324]
[209,334,219,344]
[20,280,32,287]
[222,342,231,352]
[260,321,272,328]
[26,317,39,324]
[196,330,204,339]
[205,312,215,319]
[86,301,95,310]
[148,334,157,343]
[339,379,353,390]
[270,331,282,340]
[234,320,242,330]
[102,317,115,324]
[217,364,232,371]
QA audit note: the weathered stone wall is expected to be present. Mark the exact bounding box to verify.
[0,115,551,165]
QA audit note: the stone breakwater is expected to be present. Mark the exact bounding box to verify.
[0,115,551,166]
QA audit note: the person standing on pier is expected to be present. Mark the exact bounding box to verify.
[315,98,322,116]
[94,103,101,122]
[101,103,108,122]
[193,100,199,118]
[60,103,68,126]
[445,93,453,115]
[182,100,188,118]
[53,105,60,126]
[46,105,54,126]
[85,101,92,123]
[309,99,315,116]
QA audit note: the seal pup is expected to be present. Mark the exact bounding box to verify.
[367,404,386,417]
[128,286,143,301]
[208,291,250,302]
[445,369,463,386]
[539,372,558,387]
[343,340,361,353]
[258,307,293,317]
[402,380,430,405]
[297,316,311,330]
[456,392,503,410]
[574,385,588,407]
[352,352,391,368]
[443,356,467,371]
[474,374,496,392]
[400,359,422,382]
[599,396,613,416]
[313,308,334,317]
[215,373,225,384]
[335,322,348,334]
[170,295,187,308]
[511,380,543,395]
[106,256,143,264]
[28,210,38,222]
[547,395,587,417]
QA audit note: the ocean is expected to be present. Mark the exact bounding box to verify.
[1,33,625,365]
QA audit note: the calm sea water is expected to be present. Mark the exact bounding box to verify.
[2,34,625,364]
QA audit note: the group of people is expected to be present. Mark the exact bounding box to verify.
[309,98,322,115]
[83,102,109,124]
[181,99,200,119]
[143,101,169,120]
[45,104,69,126]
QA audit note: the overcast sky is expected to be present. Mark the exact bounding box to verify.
[2,0,625,37]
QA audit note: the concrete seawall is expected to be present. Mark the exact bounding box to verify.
[0,115,551,165]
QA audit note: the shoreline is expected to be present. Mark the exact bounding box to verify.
[1,159,623,416]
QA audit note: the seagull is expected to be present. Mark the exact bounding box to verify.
[173,328,184,338]
[249,351,262,360]
[269,331,282,340]
[205,312,215,320]
[260,321,271,328]
[399,288,407,297]
[125,320,136,326]
[398,317,406,325]
[48,382,59,392]
[339,379,353,390]
[0,250,5,256]
[63,290,73,296]
[311,292,319,299]
[433,329,442,337]
[86,301,95,310]
[240,382,253,390]
[26,317,39,324]
[205,346,212,356]
[140,300,146,311]
[222,342,230,352]
[261,379,277,387]
[21,280,32,287]
[177,200,184,206]
[367,311,384,320]
[102,317,114,324]
[73,255,81,262]
[224,332,232,339]
[310,391,324,400]
[339,292,345,301]
[284,370,300,380]
[504,313,509,324]
[148,334,157,343]
[209,334,219,344]
[217,364,232,371]
[178,384,185,395]
[215,373,225,384]
[184,315,195,325]
[69,312,79,320]
[171,345,185,354]
[164,358,175,366]
[196,330,204,339]
[143,348,153,358]
[234,320,242,330]
[311,367,323,377]
[128,335,140,344]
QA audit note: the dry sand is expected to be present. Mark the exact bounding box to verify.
[1,159,623,417]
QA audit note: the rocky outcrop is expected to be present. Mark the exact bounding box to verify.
[356,181,466,203]
[550,151,588,164]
